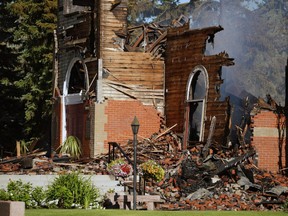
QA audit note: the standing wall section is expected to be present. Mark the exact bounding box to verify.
[165,24,234,147]
[91,0,164,155]
[54,0,97,156]
[105,100,161,148]
[251,110,286,172]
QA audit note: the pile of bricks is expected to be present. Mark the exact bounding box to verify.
[144,153,288,211]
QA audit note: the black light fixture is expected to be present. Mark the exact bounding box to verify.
[131,116,139,210]
[131,116,140,135]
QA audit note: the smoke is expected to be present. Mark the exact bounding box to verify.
[188,0,287,104]
[182,0,287,142]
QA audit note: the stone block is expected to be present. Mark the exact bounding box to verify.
[0,201,25,216]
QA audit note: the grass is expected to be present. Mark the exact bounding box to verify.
[25,209,288,216]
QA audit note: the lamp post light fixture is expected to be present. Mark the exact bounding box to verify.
[131,116,139,210]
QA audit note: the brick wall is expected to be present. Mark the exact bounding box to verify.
[251,110,286,172]
[93,100,161,153]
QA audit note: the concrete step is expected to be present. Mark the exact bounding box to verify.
[106,193,164,210]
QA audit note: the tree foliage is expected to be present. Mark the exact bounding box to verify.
[244,0,287,103]
[0,0,57,152]
[0,0,24,152]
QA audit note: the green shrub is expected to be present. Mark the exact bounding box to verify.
[1,174,102,209]
[7,180,33,208]
[31,186,46,208]
[2,180,46,208]
[0,189,9,200]
[46,185,73,208]
[46,172,101,209]
[59,136,82,159]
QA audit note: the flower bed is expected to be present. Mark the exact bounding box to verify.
[139,160,165,182]
[107,159,133,178]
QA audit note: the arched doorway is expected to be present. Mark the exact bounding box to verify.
[183,65,209,148]
[61,57,90,156]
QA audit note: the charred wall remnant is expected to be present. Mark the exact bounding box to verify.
[165,23,234,150]
[57,0,97,93]
[53,0,165,157]
[52,0,99,156]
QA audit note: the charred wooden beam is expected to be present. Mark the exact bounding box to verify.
[73,0,94,7]
[216,150,255,175]
[110,0,122,11]
[202,116,216,158]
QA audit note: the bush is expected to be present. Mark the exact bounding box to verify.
[46,172,101,209]
[0,189,9,200]
[7,180,33,208]
[59,136,82,159]
[31,186,46,208]
[0,174,102,209]
[1,180,46,208]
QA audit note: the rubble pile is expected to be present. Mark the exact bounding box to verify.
[0,150,108,175]
[153,153,288,211]
[106,123,288,211]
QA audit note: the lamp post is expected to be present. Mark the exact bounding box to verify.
[131,116,139,210]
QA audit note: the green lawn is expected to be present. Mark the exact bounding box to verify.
[25,209,288,216]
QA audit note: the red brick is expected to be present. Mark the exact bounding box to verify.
[251,110,286,173]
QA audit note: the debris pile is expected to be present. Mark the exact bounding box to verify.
[0,150,108,175]
[105,121,288,211]
[154,151,288,211]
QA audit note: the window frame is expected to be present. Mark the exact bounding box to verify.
[184,65,209,146]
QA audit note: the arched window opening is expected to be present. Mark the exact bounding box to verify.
[68,60,86,94]
[188,70,206,100]
[185,66,208,145]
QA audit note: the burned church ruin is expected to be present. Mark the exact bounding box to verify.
[50,0,286,174]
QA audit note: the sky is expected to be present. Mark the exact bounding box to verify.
[178,0,260,10]
[179,0,189,3]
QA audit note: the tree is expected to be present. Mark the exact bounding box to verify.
[226,0,287,103]
[245,0,287,103]
[6,0,57,148]
[0,0,24,153]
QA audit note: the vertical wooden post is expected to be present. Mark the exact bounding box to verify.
[16,141,21,157]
